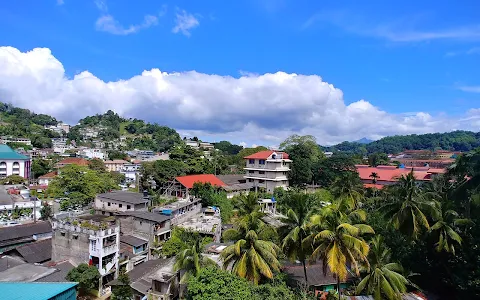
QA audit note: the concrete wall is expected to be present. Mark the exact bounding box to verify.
[52,230,90,265]
[94,198,147,212]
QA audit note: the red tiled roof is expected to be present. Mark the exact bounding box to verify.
[356,165,437,182]
[175,174,226,189]
[57,157,89,166]
[38,171,57,179]
[244,150,289,159]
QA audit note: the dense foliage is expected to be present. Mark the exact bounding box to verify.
[66,263,100,293]
[324,130,480,154]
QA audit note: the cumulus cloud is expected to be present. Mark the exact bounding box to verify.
[0,46,478,145]
[172,9,199,36]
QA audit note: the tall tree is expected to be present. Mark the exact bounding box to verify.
[66,264,100,294]
[221,230,281,284]
[111,271,133,300]
[331,171,364,210]
[381,171,438,240]
[279,193,313,284]
[174,239,217,283]
[370,172,379,184]
[356,236,409,300]
[305,202,374,298]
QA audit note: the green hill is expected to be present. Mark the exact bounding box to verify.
[324,130,480,154]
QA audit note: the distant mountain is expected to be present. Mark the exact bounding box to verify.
[323,131,480,154]
[355,137,373,144]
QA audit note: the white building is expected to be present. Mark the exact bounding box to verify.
[52,215,120,293]
[104,160,129,172]
[0,145,31,179]
[243,150,291,193]
[37,171,57,186]
[120,163,141,184]
[79,148,106,160]
[0,137,32,146]
[52,138,70,154]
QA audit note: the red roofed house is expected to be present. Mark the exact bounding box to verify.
[163,174,226,199]
[244,150,292,193]
[38,171,58,186]
[356,165,446,189]
[55,157,89,168]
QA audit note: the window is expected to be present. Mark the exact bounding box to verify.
[259,171,265,175]
[248,178,253,182]
[259,180,265,183]
[73,235,78,240]
[249,170,254,174]
[119,203,123,208]
[107,202,111,206]
[140,221,143,225]
[248,159,255,164]
[60,232,66,237]
[259,159,265,165]
[127,205,131,210]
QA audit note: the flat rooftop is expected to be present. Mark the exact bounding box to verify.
[177,212,221,235]
[155,198,201,212]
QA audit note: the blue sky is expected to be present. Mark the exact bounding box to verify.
[0,0,479,146]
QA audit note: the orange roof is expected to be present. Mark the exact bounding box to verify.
[244,150,289,160]
[57,157,89,166]
[175,174,226,189]
[356,165,434,182]
[38,171,57,179]
[363,183,384,189]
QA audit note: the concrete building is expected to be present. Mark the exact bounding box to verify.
[243,150,291,193]
[0,145,31,179]
[177,206,222,243]
[51,138,70,154]
[104,160,129,172]
[95,191,149,214]
[154,198,202,226]
[116,211,173,259]
[51,215,120,292]
[120,163,141,185]
[79,148,106,160]
[0,137,32,146]
[38,171,57,186]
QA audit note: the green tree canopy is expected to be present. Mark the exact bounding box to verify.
[66,263,100,293]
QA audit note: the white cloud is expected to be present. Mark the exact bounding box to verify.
[96,14,158,35]
[172,9,199,37]
[303,11,480,43]
[445,47,480,57]
[57,0,64,5]
[0,46,478,146]
[94,0,161,35]
[457,85,480,93]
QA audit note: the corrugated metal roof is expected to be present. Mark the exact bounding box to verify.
[0,282,78,300]
[0,145,29,160]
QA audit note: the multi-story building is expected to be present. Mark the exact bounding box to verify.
[0,136,32,146]
[94,191,149,214]
[0,145,31,179]
[104,160,129,172]
[120,163,141,184]
[52,138,70,154]
[243,150,291,193]
[51,215,120,292]
[154,198,202,226]
[79,148,106,160]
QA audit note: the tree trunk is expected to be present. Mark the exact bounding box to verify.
[337,276,341,300]
[302,259,308,285]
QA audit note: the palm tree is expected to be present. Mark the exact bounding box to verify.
[174,240,217,283]
[279,193,313,284]
[221,230,281,284]
[369,172,379,184]
[331,171,364,210]
[430,203,472,254]
[356,235,408,300]
[305,203,374,298]
[381,170,438,240]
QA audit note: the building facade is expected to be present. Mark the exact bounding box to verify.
[243,150,291,193]
[0,145,31,179]
[94,191,149,214]
[104,160,129,172]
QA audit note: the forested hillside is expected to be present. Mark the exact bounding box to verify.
[324,130,480,154]
[67,110,182,152]
[0,102,61,148]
